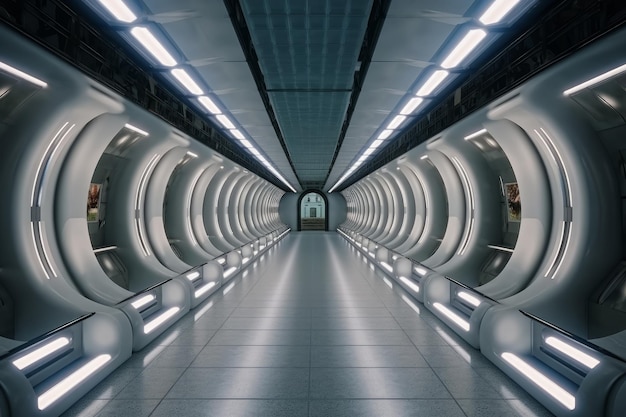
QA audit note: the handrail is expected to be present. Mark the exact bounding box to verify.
[443,275,500,304]
[520,310,626,363]
[116,279,172,306]
[0,312,95,361]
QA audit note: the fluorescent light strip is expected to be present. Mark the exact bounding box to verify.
[186,271,201,281]
[414,266,428,276]
[194,282,217,298]
[545,336,600,369]
[387,115,406,130]
[400,276,420,293]
[501,352,576,410]
[242,257,250,264]
[380,261,393,273]
[144,307,180,334]
[216,114,235,129]
[12,337,70,370]
[130,27,177,67]
[378,130,393,140]
[171,68,203,95]
[97,0,137,22]
[433,302,470,331]
[464,128,488,140]
[480,0,521,25]
[131,294,156,310]
[457,291,481,307]
[420,155,428,160]
[186,151,198,158]
[0,61,48,87]
[564,63,626,95]
[441,29,487,69]
[37,354,111,410]
[198,96,221,114]
[400,97,423,115]
[231,129,246,140]
[223,266,237,279]
[417,70,449,96]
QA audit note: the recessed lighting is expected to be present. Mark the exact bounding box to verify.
[130,27,177,67]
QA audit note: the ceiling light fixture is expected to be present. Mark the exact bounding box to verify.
[479,0,521,25]
[198,96,221,114]
[387,115,407,130]
[97,0,137,23]
[231,129,246,140]
[171,68,203,95]
[400,97,424,115]
[216,114,235,129]
[378,130,393,140]
[441,29,487,69]
[417,70,449,96]
[130,27,177,67]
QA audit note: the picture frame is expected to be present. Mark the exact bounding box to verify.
[505,182,521,222]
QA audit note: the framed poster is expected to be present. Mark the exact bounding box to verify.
[87,183,101,222]
[505,182,521,222]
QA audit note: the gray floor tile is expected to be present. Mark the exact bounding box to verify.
[208,329,311,345]
[166,329,217,346]
[192,345,310,367]
[230,308,311,317]
[311,307,391,317]
[115,367,186,399]
[312,317,401,330]
[310,368,452,399]
[507,399,556,417]
[150,399,309,417]
[93,399,159,417]
[83,367,143,399]
[166,368,310,399]
[433,367,502,399]
[311,345,428,367]
[457,399,520,417]
[311,330,412,346]
[60,398,108,417]
[417,345,474,368]
[309,399,466,417]
[404,328,449,345]
[148,345,205,368]
[221,317,311,330]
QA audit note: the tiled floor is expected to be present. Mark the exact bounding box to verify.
[62,232,554,417]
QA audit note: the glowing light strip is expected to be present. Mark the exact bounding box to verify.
[464,128,488,140]
[451,157,475,255]
[414,266,428,276]
[186,271,200,281]
[383,277,393,288]
[130,27,177,67]
[479,0,521,25]
[417,70,449,96]
[144,307,180,334]
[216,258,226,265]
[187,171,203,247]
[223,282,235,294]
[400,276,420,293]
[13,337,70,370]
[124,123,149,136]
[135,154,160,256]
[194,282,217,298]
[131,294,155,310]
[457,291,481,307]
[380,261,393,273]
[544,221,566,278]
[171,68,203,95]
[433,302,470,331]
[38,354,111,410]
[0,61,48,87]
[501,352,575,410]
[441,29,487,69]
[198,96,221,114]
[223,266,237,279]
[186,151,198,158]
[545,336,600,369]
[563,63,626,96]
[97,0,137,22]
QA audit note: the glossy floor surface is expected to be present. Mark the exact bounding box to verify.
[62,232,553,417]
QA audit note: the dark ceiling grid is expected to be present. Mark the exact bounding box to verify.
[236,0,374,190]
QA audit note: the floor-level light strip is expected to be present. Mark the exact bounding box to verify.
[545,336,600,369]
[399,276,420,293]
[414,266,428,276]
[216,258,226,265]
[401,295,421,314]
[13,337,70,370]
[433,302,470,331]
[380,261,393,273]
[186,271,200,281]
[223,266,237,279]
[144,307,180,334]
[194,282,217,298]
[38,354,111,410]
[131,294,155,310]
[501,352,576,410]
[457,291,481,308]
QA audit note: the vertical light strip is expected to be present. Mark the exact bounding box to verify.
[186,171,203,247]
[451,157,475,255]
[135,154,160,256]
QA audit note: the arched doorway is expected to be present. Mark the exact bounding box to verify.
[297,190,329,231]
